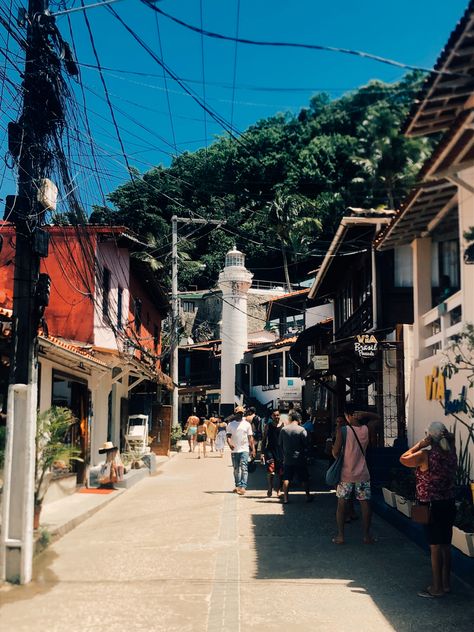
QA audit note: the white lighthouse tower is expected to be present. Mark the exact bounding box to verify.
[218,247,253,413]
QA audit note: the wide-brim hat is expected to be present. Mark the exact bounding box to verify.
[98,441,117,454]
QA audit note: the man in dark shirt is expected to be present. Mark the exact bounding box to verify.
[261,410,284,497]
[279,410,312,504]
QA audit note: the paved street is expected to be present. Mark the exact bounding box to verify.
[1,451,474,632]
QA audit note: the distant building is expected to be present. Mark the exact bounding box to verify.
[0,224,172,478]
[176,251,308,421]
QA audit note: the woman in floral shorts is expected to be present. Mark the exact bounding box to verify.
[332,405,379,545]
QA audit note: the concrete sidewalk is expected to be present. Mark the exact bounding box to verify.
[37,453,175,542]
[1,450,473,632]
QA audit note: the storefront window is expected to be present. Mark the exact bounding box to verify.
[394,246,413,287]
[252,356,267,386]
[268,352,283,385]
[285,351,299,377]
[51,371,89,481]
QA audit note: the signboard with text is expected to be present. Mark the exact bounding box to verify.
[279,377,302,400]
[312,355,329,370]
[354,333,378,358]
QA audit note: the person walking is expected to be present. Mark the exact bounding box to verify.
[184,412,199,452]
[206,414,218,452]
[226,406,256,495]
[196,418,208,459]
[400,421,457,598]
[332,404,378,545]
[215,416,227,457]
[279,410,312,504]
[246,407,262,454]
[261,410,284,497]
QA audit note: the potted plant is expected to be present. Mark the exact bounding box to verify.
[382,468,400,508]
[391,468,416,517]
[35,407,82,529]
[452,496,474,557]
[170,426,183,452]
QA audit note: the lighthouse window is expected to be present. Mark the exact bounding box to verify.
[226,252,244,267]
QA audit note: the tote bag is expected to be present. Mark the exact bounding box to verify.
[325,426,347,486]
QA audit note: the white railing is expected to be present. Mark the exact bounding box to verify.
[422,290,463,354]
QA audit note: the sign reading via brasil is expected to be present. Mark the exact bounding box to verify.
[354,333,378,358]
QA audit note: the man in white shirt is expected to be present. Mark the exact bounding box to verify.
[226,406,256,495]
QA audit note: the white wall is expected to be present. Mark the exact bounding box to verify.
[251,378,302,409]
[94,242,130,350]
[38,356,120,467]
[306,303,333,328]
[457,165,474,323]
[410,351,473,481]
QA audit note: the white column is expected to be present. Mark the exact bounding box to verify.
[412,237,432,360]
[457,166,474,323]
[219,282,251,406]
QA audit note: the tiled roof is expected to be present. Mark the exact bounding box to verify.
[0,308,107,367]
[248,335,297,353]
[269,288,310,302]
[40,335,109,368]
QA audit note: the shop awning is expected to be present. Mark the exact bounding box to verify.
[403,1,474,137]
[376,180,457,251]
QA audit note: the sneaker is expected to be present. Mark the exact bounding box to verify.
[236,488,246,495]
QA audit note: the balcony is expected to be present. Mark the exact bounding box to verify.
[422,290,463,355]
[335,298,372,340]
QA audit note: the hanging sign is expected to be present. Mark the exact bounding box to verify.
[354,333,378,358]
[312,355,329,370]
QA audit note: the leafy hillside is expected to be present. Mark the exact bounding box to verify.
[90,72,432,288]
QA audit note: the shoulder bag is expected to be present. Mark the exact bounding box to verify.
[325,426,347,486]
[411,502,431,524]
[347,423,366,457]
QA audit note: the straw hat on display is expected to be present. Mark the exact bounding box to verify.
[98,441,118,454]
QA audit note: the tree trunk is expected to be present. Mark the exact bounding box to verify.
[281,243,291,292]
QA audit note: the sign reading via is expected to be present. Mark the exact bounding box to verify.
[354,334,378,358]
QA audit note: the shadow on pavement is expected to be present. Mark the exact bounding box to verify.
[245,458,474,632]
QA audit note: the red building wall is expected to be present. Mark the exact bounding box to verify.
[0,225,96,343]
[128,272,163,371]
[42,229,96,343]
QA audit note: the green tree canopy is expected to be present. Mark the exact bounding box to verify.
[90,72,431,289]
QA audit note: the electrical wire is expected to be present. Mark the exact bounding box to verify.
[81,0,135,180]
[230,0,240,131]
[106,4,248,149]
[144,3,467,79]
[199,0,208,151]
[154,9,178,156]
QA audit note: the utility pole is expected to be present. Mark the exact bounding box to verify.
[170,216,223,428]
[0,0,64,584]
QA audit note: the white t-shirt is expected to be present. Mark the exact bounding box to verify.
[226,419,253,453]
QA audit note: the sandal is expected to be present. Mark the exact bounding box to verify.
[418,589,444,599]
[332,537,345,545]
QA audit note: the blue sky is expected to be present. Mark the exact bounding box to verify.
[0,0,469,207]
